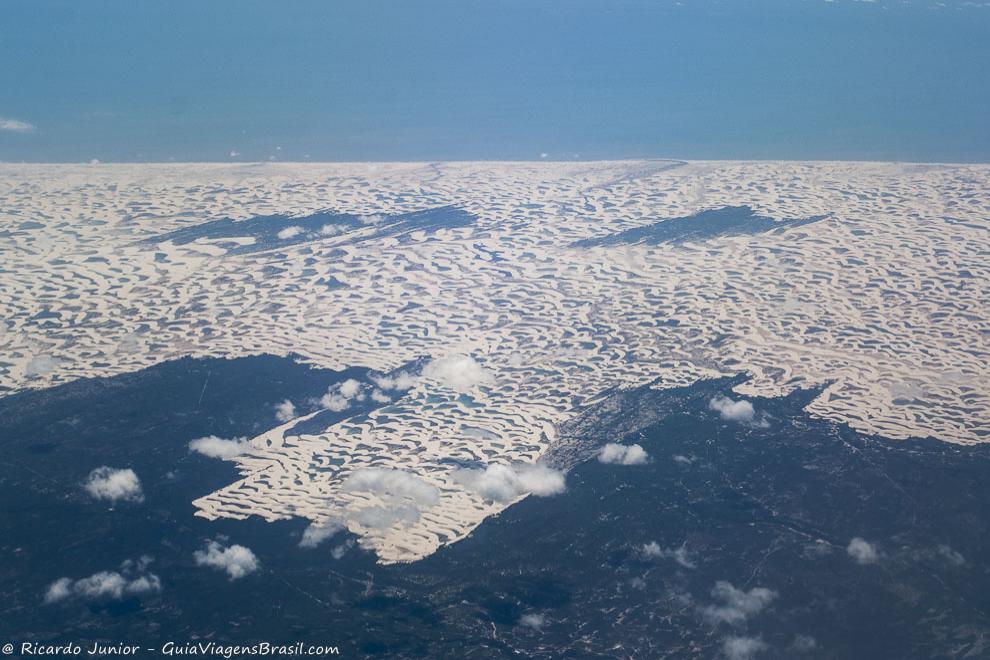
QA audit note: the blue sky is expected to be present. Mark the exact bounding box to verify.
[1,0,988,163]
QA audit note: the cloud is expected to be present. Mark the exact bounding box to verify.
[84,467,143,503]
[229,150,240,158]
[331,540,354,559]
[519,613,545,629]
[353,505,420,529]
[44,557,160,604]
[188,435,251,460]
[708,395,757,423]
[722,636,768,660]
[343,468,439,507]
[193,540,259,579]
[454,463,566,503]
[370,371,417,391]
[339,378,362,398]
[422,354,494,392]
[598,443,649,465]
[846,537,878,564]
[641,542,696,569]
[277,226,303,240]
[24,353,58,377]
[274,399,296,422]
[299,521,344,549]
[318,378,367,411]
[370,389,391,403]
[673,454,693,465]
[319,224,345,237]
[0,116,35,132]
[701,581,776,625]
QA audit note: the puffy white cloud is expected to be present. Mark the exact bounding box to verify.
[84,466,143,503]
[454,463,566,503]
[44,558,160,604]
[188,435,251,460]
[370,371,417,391]
[353,505,420,529]
[228,150,240,158]
[673,454,693,465]
[0,116,35,132]
[320,392,350,411]
[701,581,776,625]
[277,226,304,240]
[722,636,768,660]
[519,613,545,629]
[193,540,259,579]
[338,378,362,399]
[343,468,439,507]
[319,224,345,237]
[358,214,384,225]
[422,354,494,392]
[299,521,344,549]
[318,378,367,411]
[370,389,391,403]
[847,537,878,564]
[598,443,649,465]
[641,542,696,569]
[708,395,756,423]
[274,399,296,422]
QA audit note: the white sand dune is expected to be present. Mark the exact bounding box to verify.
[2,160,987,562]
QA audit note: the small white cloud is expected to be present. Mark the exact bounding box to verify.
[319,224,345,237]
[339,378,363,399]
[318,378,367,411]
[44,558,161,604]
[519,613,545,629]
[708,395,757,423]
[331,540,354,560]
[454,463,565,503]
[299,521,344,549]
[723,636,768,660]
[641,542,696,569]
[188,435,251,460]
[343,468,439,507]
[357,214,385,225]
[847,537,878,565]
[370,389,391,403]
[422,354,494,392]
[791,635,817,653]
[274,399,296,422]
[701,581,776,625]
[229,150,240,158]
[539,152,548,159]
[0,116,35,132]
[89,158,101,165]
[277,226,304,240]
[370,371,417,391]
[84,467,143,503]
[673,454,693,465]
[353,505,420,529]
[193,540,259,579]
[598,443,649,465]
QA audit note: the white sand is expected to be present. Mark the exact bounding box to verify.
[2,160,987,562]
